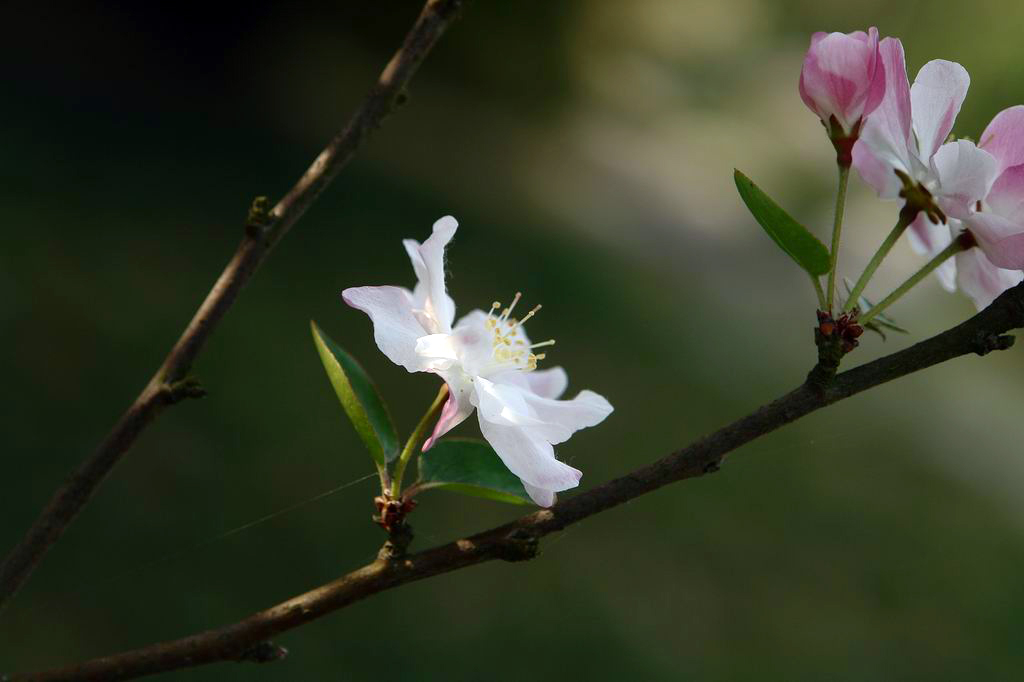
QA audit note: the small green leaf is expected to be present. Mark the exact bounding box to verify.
[417,439,532,505]
[734,169,831,276]
[311,321,399,466]
[866,312,909,335]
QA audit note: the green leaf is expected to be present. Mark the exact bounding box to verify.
[311,321,399,466]
[417,438,532,505]
[734,169,831,276]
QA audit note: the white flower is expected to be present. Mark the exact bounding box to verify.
[342,216,613,507]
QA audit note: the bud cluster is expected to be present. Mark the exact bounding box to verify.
[816,309,864,354]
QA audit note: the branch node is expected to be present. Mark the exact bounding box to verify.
[972,332,1015,356]
[244,195,273,237]
[807,310,863,393]
[702,459,722,475]
[378,522,414,561]
[496,528,540,563]
[236,640,289,664]
[164,376,207,403]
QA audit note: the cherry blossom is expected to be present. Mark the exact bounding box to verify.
[900,106,1024,310]
[342,217,613,506]
[852,38,996,223]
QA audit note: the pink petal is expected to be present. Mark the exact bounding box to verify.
[986,233,1024,270]
[862,28,886,118]
[799,28,882,131]
[980,105,1024,174]
[421,371,476,451]
[852,138,902,198]
[955,247,1024,310]
[986,165,1024,222]
[967,212,1024,269]
[853,37,912,198]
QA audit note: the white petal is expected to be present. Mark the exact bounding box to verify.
[910,60,969,162]
[524,390,614,445]
[477,408,582,494]
[475,376,613,445]
[930,140,997,219]
[403,216,458,333]
[414,333,458,371]
[522,483,556,508]
[474,376,540,427]
[525,367,569,399]
[449,309,502,376]
[341,286,431,372]
[483,366,569,400]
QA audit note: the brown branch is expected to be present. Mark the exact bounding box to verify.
[0,0,466,613]
[13,282,1024,682]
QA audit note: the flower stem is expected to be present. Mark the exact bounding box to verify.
[810,274,827,310]
[843,211,913,313]
[826,164,850,312]
[859,235,971,325]
[390,384,449,498]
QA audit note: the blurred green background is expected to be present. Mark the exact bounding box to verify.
[4,1,1024,679]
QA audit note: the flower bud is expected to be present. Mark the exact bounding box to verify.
[799,28,885,139]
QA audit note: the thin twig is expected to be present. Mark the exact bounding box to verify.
[0,0,466,613]
[14,281,1023,682]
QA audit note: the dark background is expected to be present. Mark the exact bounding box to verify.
[3,1,1024,679]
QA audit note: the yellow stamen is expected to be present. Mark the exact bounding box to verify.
[482,293,553,372]
[514,304,541,328]
[500,292,522,321]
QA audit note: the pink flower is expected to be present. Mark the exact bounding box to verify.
[896,104,1024,311]
[966,106,1024,271]
[853,38,996,220]
[849,36,1014,309]
[799,28,886,138]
